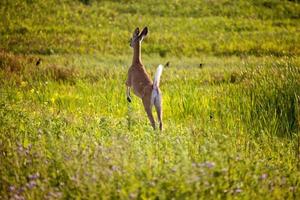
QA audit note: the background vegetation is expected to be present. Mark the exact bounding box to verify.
[1,0,300,199]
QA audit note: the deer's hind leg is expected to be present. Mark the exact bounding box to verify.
[142,96,156,130]
[154,90,163,131]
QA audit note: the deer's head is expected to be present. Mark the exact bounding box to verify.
[130,27,148,48]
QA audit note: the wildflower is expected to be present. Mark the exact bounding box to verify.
[198,161,215,169]
[171,167,177,173]
[280,176,287,186]
[234,188,242,194]
[289,186,296,192]
[20,81,27,87]
[110,165,119,172]
[235,156,242,161]
[206,162,215,168]
[149,181,156,187]
[17,186,25,194]
[51,97,56,104]
[28,172,40,180]
[13,194,25,200]
[26,180,37,189]
[17,144,23,152]
[8,185,15,192]
[129,192,137,199]
[204,181,210,186]
[259,173,268,180]
[70,176,78,182]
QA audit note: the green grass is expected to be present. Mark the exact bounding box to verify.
[1,0,299,56]
[1,0,300,199]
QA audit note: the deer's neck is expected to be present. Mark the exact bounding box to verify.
[132,43,142,65]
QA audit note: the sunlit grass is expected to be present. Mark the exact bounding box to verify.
[1,52,299,199]
[1,0,300,199]
[1,0,299,56]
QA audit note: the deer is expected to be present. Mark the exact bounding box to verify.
[126,27,164,131]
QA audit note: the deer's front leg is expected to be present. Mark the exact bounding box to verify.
[126,86,132,103]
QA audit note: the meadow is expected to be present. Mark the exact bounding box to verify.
[1,0,300,199]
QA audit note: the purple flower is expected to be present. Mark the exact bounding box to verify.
[198,161,215,169]
[110,165,119,172]
[28,172,40,180]
[259,173,268,180]
[17,186,25,194]
[26,180,37,189]
[234,188,242,194]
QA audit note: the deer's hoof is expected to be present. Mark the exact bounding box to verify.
[127,97,132,103]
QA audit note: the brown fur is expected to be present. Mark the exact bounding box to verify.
[126,27,163,130]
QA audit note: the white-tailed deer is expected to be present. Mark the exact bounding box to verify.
[126,27,164,130]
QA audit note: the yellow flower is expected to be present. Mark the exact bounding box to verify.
[21,81,27,87]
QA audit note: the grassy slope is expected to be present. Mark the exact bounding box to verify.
[1,0,300,199]
[0,0,300,56]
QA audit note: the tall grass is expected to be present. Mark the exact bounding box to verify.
[1,0,300,199]
[1,51,299,199]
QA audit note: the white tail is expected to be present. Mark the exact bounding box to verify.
[151,64,163,106]
[153,64,163,89]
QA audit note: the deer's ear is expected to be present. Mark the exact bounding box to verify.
[139,27,148,41]
[133,27,140,37]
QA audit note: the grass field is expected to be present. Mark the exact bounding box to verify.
[1,0,300,199]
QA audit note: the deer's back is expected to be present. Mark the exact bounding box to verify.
[129,66,153,98]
